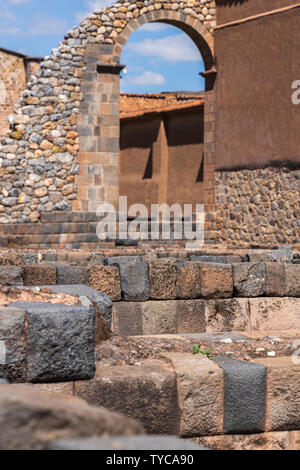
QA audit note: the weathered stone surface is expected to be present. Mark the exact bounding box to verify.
[74,360,178,435]
[24,264,56,286]
[51,435,209,450]
[205,298,251,332]
[248,248,293,263]
[214,357,266,434]
[0,307,26,383]
[190,255,242,264]
[199,263,233,299]
[254,357,300,432]
[41,284,113,338]
[9,301,95,383]
[285,264,300,297]
[249,298,300,331]
[0,384,143,450]
[0,267,23,286]
[233,263,266,297]
[107,257,149,301]
[87,265,121,301]
[163,353,224,437]
[112,302,143,336]
[265,263,286,297]
[198,432,290,450]
[33,382,74,398]
[148,258,177,300]
[176,300,206,334]
[57,265,87,285]
[290,431,300,451]
[142,301,178,335]
[176,262,201,299]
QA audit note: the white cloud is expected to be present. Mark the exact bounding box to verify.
[127,33,200,63]
[138,23,168,32]
[29,14,68,36]
[124,70,166,86]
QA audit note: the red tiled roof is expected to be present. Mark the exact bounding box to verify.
[120,92,204,119]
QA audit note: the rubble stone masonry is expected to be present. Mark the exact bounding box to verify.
[215,167,300,248]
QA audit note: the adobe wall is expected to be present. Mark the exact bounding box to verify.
[120,107,205,210]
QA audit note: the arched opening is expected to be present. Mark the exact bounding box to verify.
[77,10,216,214]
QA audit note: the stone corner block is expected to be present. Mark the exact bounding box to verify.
[107,256,149,301]
[232,262,266,297]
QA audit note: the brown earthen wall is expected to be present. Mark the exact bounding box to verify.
[216,0,298,24]
[214,6,300,171]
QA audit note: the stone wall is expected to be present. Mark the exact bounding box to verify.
[215,167,300,248]
[0,1,216,224]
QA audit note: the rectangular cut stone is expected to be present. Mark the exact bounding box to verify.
[205,298,252,332]
[9,301,95,383]
[163,353,224,437]
[176,262,201,299]
[148,258,177,300]
[265,263,286,297]
[107,257,149,301]
[176,300,206,334]
[285,265,300,297]
[57,265,87,285]
[214,357,266,434]
[142,301,178,335]
[0,307,26,383]
[232,263,266,297]
[24,264,57,286]
[254,357,300,432]
[74,360,178,435]
[249,297,300,331]
[87,265,121,301]
[199,263,233,299]
[112,302,143,336]
[0,267,23,287]
[198,432,290,451]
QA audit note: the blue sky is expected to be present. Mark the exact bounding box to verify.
[0,0,205,93]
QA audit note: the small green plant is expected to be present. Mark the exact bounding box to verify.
[192,344,215,359]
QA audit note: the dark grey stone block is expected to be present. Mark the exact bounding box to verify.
[24,253,39,265]
[9,301,95,383]
[232,263,266,297]
[248,247,293,263]
[107,257,149,301]
[56,265,88,285]
[41,284,112,327]
[0,307,26,383]
[0,267,23,286]
[213,356,266,434]
[50,435,210,451]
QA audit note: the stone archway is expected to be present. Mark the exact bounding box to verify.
[0,1,216,224]
[75,7,216,213]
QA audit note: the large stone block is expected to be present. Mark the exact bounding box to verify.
[254,357,300,432]
[24,264,57,286]
[142,301,178,335]
[107,257,149,301]
[87,265,121,301]
[213,357,266,434]
[0,384,143,450]
[112,302,143,336]
[205,298,252,332]
[74,360,178,435]
[0,307,26,383]
[41,284,113,341]
[9,301,95,383]
[163,353,224,437]
[57,265,87,285]
[233,263,266,297]
[148,258,177,300]
[190,255,242,264]
[0,267,23,286]
[176,300,206,334]
[265,263,286,297]
[249,298,300,331]
[51,436,208,450]
[199,263,233,299]
[198,432,290,451]
[285,264,300,297]
[176,262,201,299]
